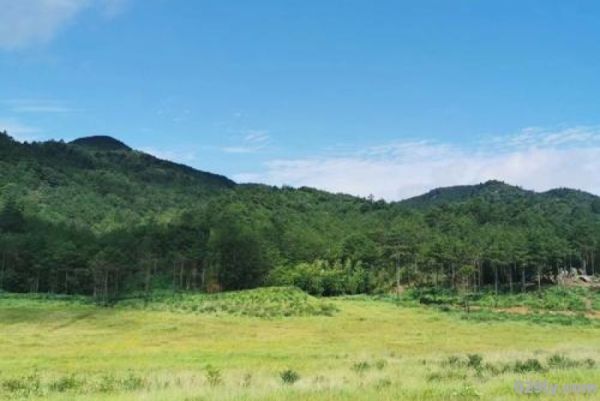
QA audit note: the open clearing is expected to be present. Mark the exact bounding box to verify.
[1,292,600,401]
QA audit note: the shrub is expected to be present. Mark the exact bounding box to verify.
[547,354,578,369]
[375,378,392,389]
[2,373,41,396]
[467,354,483,369]
[241,373,252,387]
[267,260,373,296]
[205,365,222,386]
[97,374,118,393]
[121,373,145,391]
[49,374,83,392]
[351,361,370,374]
[443,355,464,367]
[546,354,596,369]
[513,358,545,373]
[280,369,300,385]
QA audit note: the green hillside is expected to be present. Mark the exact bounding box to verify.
[1,132,599,300]
[400,180,534,208]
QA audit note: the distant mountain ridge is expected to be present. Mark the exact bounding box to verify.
[2,132,598,210]
[0,132,236,229]
[4,134,600,208]
[400,179,600,209]
[400,180,529,207]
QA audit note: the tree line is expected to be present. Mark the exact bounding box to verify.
[1,192,599,302]
[1,132,600,301]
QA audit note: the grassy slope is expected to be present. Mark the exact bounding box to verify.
[2,295,600,401]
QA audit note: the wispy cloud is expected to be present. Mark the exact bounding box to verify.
[98,0,131,18]
[4,99,74,113]
[139,146,198,164]
[222,130,270,153]
[0,0,130,50]
[488,125,600,149]
[0,118,41,142]
[235,126,600,200]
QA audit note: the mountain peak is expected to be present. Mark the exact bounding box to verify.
[400,180,530,208]
[70,135,131,151]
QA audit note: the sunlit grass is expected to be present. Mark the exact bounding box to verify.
[1,291,600,400]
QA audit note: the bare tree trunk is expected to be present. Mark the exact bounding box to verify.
[0,252,5,290]
[93,270,97,300]
[103,269,109,304]
[395,257,400,304]
[191,260,198,290]
[509,263,514,294]
[144,262,151,297]
[172,261,177,290]
[521,266,526,293]
[179,260,184,290]
[494,264,499,295]
[114,267,120,297]
[413,256,418,287]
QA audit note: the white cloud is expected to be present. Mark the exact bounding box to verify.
[235,126,600,200]
[0,118,41,142]
[139,146,198,164]
[0,0,129,50]
[222,130,270,153]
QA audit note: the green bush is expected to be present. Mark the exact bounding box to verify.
[205,365,222,386]
[513,358,545,373]
[351,361,370,374]
[280,369,300,385]
[467,354,483,369]
[443,355,464,367]
[267,260,373,296]
[547,354,578,369]
[49,374,83,392]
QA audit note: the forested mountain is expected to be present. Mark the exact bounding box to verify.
[1,131,599,301]
[71,135,133,151]
[400,180,535,208]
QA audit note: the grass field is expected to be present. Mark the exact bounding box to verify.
[1,289,600,401]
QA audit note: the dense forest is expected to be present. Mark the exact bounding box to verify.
[1,132,600,302]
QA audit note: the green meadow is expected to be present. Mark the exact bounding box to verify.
[1,288,600,401]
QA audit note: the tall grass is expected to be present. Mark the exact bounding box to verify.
[2,289,600,400]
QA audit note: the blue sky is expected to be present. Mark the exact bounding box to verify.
[2,0,600,199]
